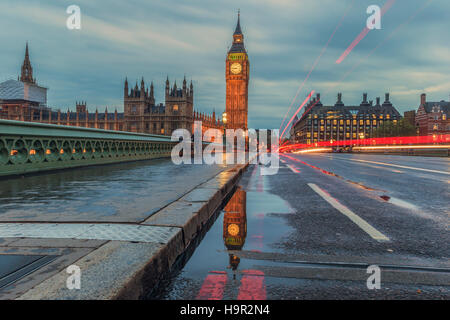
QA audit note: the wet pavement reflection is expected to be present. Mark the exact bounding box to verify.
[151,165,295,300]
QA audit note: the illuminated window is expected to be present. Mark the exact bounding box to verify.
[352,133,356,138]
[386,114,390,119]
[443,114,447,120]
[314,114,318,119]
[373,120,377,125]
[313,132,318,137]
[366,120,370,125]
[393,120,397,124]
[320,126,324,131]
[359,120,364,125]
[161,128,165,134]
[333,120,337,125]
[320,120,324,125]
[173,105,179,111]
[307,132,311,138]
[353,120,357,126]
[346,133,350,138]
[346,120,350,125]
[379,115,383,119]
[340,120,344,125]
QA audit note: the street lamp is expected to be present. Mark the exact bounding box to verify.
[359,132,365,147]
[222,112,227,148]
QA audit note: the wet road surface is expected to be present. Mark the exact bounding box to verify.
[151,153,449,300]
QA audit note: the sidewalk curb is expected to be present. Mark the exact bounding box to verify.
[16,162,250,300]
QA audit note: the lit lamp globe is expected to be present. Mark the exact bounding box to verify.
[222,112,227,125]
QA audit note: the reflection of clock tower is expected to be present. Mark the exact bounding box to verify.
[226,12,249,130]
[223,187,247,270]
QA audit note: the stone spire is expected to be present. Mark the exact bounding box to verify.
[229,11,246,53]
[20,42,35,84]
[234,10,242,35]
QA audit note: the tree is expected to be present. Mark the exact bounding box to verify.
[372,119,416,138]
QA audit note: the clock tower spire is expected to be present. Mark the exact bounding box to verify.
[226,11,249,130]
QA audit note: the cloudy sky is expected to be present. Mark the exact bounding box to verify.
[0,0,449,129]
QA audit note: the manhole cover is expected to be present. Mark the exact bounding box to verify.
[0,254,57,290]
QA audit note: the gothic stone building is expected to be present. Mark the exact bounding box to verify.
[0,43,222,136]
[123,76,194,135]
[0,43,48,122]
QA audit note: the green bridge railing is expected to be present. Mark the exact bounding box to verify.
[0,119,176,177]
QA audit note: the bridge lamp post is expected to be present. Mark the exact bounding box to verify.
[222,112,227,149]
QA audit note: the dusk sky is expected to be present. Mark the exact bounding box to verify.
[0,0,449,129]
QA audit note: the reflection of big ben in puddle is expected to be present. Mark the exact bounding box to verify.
[223,187,247,272]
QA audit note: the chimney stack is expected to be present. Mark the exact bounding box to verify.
[420,93,426,105]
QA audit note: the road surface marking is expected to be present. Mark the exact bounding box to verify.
[307,183,390,242]
[287,164,300,173]
[196,272,228,300]
[237,270,266,300]
[346,159,449,175]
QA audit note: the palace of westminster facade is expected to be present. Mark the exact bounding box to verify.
[0,14,251,137]
[0,42,222,135]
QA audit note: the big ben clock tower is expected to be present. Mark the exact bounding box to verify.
[226,11,249,130]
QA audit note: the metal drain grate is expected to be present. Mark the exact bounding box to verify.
[0,254,57,290]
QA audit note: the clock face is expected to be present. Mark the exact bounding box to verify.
[227,224,240,236]
[230,63,242,75]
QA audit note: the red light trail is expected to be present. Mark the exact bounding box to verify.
[278,0,356,134]
[196,271,228,300]
[327,0,433,95]
[336,0,396,64]
[279,134,450,153]
[280,90,315,142]
[237,270,266,300]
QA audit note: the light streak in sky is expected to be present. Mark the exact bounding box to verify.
[336,0,396,64]
[278,0,356,133]
[280,90,315,141]
[327,0,433,94]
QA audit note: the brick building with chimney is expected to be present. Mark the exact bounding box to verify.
[415,93,450,136]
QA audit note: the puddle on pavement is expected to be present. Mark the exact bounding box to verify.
[148,183,295,299]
